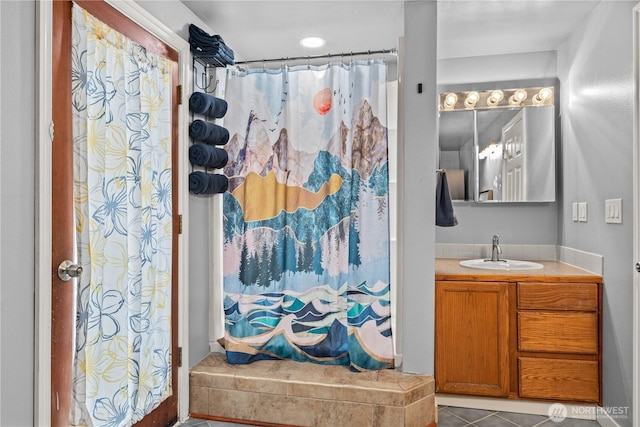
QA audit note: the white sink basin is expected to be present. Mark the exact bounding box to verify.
[459,259,544,271]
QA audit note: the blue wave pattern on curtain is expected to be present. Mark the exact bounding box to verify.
[70,5,173,426]
[221,61,393,371]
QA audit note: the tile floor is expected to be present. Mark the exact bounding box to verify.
[177,405,603,427]
[437,406,601,427]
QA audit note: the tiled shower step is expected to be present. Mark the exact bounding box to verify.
[189,353,436,427]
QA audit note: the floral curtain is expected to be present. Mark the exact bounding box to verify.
[221,61,394,371]
[70,5,173,425]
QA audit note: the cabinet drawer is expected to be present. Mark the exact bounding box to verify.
[518,312,598,354]
[518,282,598,311]
[519,357,599,402]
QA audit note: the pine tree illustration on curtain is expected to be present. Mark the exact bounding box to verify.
[221,61,393,371]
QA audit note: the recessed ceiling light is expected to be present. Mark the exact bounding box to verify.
[300,36,326,49]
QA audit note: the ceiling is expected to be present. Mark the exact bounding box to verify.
[180,1,602,64]
[437,0,601,59]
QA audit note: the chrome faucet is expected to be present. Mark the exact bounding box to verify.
[491,234,503,262]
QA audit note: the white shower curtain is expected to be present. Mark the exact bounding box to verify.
[70,5,173,426]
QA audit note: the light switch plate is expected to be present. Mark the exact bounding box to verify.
[605,198,622,224]
[572,202,578,222]
[578,202,588,222]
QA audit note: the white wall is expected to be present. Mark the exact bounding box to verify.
[135,0,211,41]
[438,50,558,86]
[0,2,35,425]
[558,2,635,425]
[0,2,3,421]
[400,1,437,375]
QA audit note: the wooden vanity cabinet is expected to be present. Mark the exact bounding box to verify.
[434,260,602,405]
[435,281,510,397]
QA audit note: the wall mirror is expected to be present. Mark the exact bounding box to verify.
[437,80,557,203]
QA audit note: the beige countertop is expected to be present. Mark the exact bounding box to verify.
[435,258,602,283]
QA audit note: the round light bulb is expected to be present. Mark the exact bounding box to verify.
[509,89,527,105]
[464,91,479,108]
[443,93,458,109]
[487,90,504,106]
[538,88,552,100]
[533,87,553,104]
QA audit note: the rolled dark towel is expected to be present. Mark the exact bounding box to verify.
[189,171,229,195]
[189,92,228,118]
[189,143,228,169]
[189,119,230,145]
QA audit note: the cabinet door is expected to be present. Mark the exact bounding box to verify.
[435,281,510,397]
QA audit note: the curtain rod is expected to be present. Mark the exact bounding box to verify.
[234,48,397,65]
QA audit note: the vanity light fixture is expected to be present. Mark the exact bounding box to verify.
[439,86,554,111]
[464,91,480,108]
[299,36,326,49]
[443,93,458,110]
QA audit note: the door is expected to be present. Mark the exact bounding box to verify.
[435,281,510,397]
[52,1,179,425]
[502,110,525,202]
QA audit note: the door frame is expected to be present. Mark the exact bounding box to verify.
[35,0,191,424]
[633,4,640,427]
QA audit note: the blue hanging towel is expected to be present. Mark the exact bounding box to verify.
[189,119,230,145]
[189,143,228,169]
[189,171,229,195]
[436,170,458,227]
[189,92,228,119]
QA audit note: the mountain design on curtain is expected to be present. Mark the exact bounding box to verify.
[221,62,393,371]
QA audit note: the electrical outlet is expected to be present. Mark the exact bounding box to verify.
[572,202,578,222]
[578,202,588,222]
[605,198,622,224]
